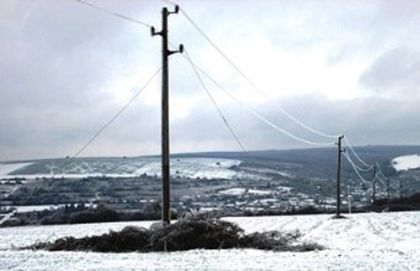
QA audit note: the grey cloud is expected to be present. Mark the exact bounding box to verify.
[360,47,420,95]
[2,0,420,160]
[169,94,420,153]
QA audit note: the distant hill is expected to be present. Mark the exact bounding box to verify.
[4,145,420,181]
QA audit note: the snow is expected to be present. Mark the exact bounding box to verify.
[392,154,420,171]
[0,162,32,177]
[7,205,64,213]
[277,186,292,192]
[240,166,292,178]
[2,158,248,180]
[218,188,272,196]
[0,211,419,270]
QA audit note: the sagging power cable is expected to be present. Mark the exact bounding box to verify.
[343,152,371,186]
[182,53,334,147]
[183,49,247,152]
[71,0,152,28]
[163,0,340,140]
[71,66,162,158]
[344,137,373,169]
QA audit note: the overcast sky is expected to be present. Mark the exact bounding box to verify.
[1,0,420,160]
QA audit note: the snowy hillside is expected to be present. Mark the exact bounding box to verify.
[0,163,32,177]
[0,211,419,270]
[0,158,245,180]
[392,154,420,171]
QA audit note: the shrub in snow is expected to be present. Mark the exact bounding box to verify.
[28,213,323,253]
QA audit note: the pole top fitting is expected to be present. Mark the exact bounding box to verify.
[168,44,184,56]
[150,26,162,37]
[168,5,179,15]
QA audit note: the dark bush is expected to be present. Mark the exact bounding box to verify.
[149,213,244,251]
[28,213,323,253]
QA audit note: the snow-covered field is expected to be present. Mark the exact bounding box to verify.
[0,158,246,180]
[392,154,420,171]
[218,188,272,196]
[0,163,32,177]
[0,211,419,270]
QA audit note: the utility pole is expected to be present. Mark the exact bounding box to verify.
[371,166,377,203]
[387,178,390,202]
[334,135,345,218]
[347,185,352,214]
[151,5,183,224]
[398,179,402,199]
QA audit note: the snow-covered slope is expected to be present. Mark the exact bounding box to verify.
[0,162,32,177]
[392,154,420,171]
[1,158,246,180]
[0,211,419,270]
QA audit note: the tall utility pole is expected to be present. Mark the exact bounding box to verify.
[387,178,390,202]
[335,135,345,218]
[151,5,183,224]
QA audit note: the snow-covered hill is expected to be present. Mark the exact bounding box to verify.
[392,154,420,171]
[0,158,245,180]
[0,211,419,270]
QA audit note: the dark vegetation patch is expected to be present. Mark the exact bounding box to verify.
[0,203,167,228]
[27,214,323,253]
[371,192,420,211]
[5,193,420,228]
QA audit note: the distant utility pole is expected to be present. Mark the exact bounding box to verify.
[387,178,390,202]
[347,185,352,214]
[371,166,377,203]
[334,135,345,218]
[398,179,402,199]
[151,5,183,224]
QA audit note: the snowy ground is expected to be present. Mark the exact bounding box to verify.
[0,211,419,270]
[392,154,420,171]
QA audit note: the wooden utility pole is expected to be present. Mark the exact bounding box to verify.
[347,185,352,214]
[387,178,390,202]
[371,166,377,203]
[334,135,345,218]
[398,179,402,199]
[151,5,183,224]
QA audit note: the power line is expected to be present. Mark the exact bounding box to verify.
[346,156,373,173]
[71,0,152,28]
[71,66,162,158]
[376,162,387,179]
[196,60,334,147]
[344,137,373,169]
[183,49,247,152]
[170,2,340,140]
[343,152,371,186]
[183,53,334,147]
[345,152,387,201]
[375,163,388,187]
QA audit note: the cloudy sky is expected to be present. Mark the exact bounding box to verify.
[1,0,420,160]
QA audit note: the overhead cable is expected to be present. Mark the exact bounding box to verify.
[183,53,334,147]
[343,152,371,186]
[72,66,162,158]
[344,137,373,169]
[72,0,152,28]
[167,1,340,140]
[183,49,247,152]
